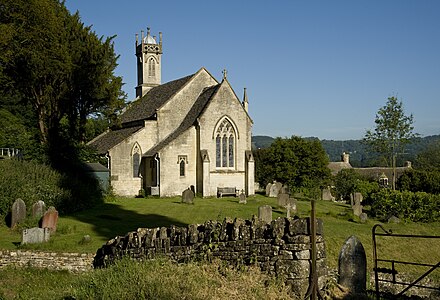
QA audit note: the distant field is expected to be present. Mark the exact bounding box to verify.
[1,194,439,274]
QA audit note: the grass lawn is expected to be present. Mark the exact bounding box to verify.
[1,194,439,277]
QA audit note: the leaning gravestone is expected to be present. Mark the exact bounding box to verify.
[181,188,194,204]
[338,235,367,296]
[41,206,59,233]
[11,198,26,228]
[265,182,272,197]
[277,193,289,207]
[32,200,46,218]
[22,227,50,244]
[258,205,272,223]
[269,181,282,197]
[239,191,247,204]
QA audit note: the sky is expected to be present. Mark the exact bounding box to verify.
[65,0,440,140]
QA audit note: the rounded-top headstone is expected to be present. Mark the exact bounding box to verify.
[338,235,367,295]
[182,188,195,204]
[11,198,27,228]
[32,200,46,218]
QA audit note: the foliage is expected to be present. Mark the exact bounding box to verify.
[371,189,440,222]
[0,160,103,217]
[364,96,418,189]
[255,136,331,192]
[333,169,380,202]
[397,169,440,194]
[415,140,440,171]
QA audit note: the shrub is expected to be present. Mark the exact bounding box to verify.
[397,169,440,194]
[371,189,440,222]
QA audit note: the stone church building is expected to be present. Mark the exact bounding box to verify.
[89,28,255,197]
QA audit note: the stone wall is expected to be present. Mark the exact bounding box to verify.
[94,217,327,299]
[0,250,94,273]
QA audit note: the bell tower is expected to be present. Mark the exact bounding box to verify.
[135,27,162,98]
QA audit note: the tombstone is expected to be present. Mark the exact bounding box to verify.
[11,198,26,228]
[359,213,368,224]
[280,184,290,194]
[338,235,367,295]
[277,193,289,207]
[181,188,195,204]
[353,192,363,204]
[258,205,272,223]
[352,194,363,217]
[285,198,297,219]
[322,187,335,201]
[265,182,272,197]
[41,206,59,233]
[239,191,247,204]
[388,215,400,224]
[269,181,282,197]
[22,227,50,244]
[32,200,46,218]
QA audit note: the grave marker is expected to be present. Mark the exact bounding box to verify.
[11,198,26,228]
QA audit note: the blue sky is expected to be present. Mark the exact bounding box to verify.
[65,0,440,140]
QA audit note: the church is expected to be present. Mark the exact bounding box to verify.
[89,28,255,197]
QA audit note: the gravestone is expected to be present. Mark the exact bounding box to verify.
[277,193,289,207]
[32,200,46,218]
[22,227,50,244]
[359,213,368,223]
[41,206,59,233]
[352,194,363,217]
[239,191,247,204]
[322,187,335,201]
[388,215,400,224]
[338,235,367,296]
[285,198,297,219]
[280,184,289,194]
[258,205,272,223]
[181,188,194,204]
[265,183,272,197]
[269,181,282,197]
[11,198,26,228]
[353,192,363,204]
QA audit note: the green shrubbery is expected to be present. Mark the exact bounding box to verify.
[397,169,440,194]
[0,159,102,218]
[371,189,440,222]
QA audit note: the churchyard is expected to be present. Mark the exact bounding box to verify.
[1,195,439,290]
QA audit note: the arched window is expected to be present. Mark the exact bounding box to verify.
[132,144,141,177]
[178,155,187,177]
[148,57,155,77]
[214,118,236,168]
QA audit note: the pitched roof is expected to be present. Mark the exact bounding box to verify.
[120,74,195,124]
[353,167,410,180]
[88,125,144,155]
[328,161,352,176]
[145,84,220,156]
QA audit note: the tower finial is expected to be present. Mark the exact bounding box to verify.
[147,27,151,35]
[242,87,249,112]
[222,69,227,80]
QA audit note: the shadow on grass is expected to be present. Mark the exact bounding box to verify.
[70,202,187,242]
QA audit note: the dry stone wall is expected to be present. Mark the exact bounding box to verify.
[94,217,327,299]
[0,250,94,272]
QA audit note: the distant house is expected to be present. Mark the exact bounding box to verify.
[89,28,254,197]
[328,152,412,185]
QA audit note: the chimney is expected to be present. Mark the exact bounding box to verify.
[342,152,350,164]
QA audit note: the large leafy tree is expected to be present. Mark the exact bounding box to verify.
[255,136,331,193]
[364,96,418,190]
[0,0,125,153]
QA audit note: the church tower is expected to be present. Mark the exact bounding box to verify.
[135,28,162,98]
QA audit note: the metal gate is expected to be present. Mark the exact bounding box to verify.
[372,224,440,299]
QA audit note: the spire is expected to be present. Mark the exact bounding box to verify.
[242,87,249,112]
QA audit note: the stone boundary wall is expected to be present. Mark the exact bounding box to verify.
[0,250,94,273]
[94,217,327,299]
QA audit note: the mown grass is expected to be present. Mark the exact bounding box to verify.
[1,194,439,289]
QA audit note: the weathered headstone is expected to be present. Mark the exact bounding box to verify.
[322,187,335,201]
[286,197,297,212]
[239,191,247,204]
[359,213,368,223]
[353,192,363,204]
[352,194,363,217]
[338,235,367,296]
[258,205,272,223]
[269,181,282,197]
[265,182,272,197]
[32,200,46,218]
[22,227,50,244]
[280,184,290,194]
[41,206,59,233]
[388,215,400,224]
[277,193,289,207]
[11,198,26,228]
[181,188,195,204]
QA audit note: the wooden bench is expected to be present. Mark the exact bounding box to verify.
[217,187,238,198]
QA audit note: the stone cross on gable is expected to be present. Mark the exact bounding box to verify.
[222,69,227,79]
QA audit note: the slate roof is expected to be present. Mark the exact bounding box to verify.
[88,125,144,155]
[353,167,410,180]
[328,161,352,176]
[120,74,194,124]
[145,84,220,156]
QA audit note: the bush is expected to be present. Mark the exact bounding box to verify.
[0,159,103,218]
[397,169,440,194]
[371,189,440,222]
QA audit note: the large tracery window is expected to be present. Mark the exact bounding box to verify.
[132,144,141,177]
[215,119,235,168]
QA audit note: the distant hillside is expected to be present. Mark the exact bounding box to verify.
[252,135,440,167]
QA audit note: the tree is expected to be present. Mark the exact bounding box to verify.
[415,140,440,171]
[364,96,418,190]
[255,136,331,194]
